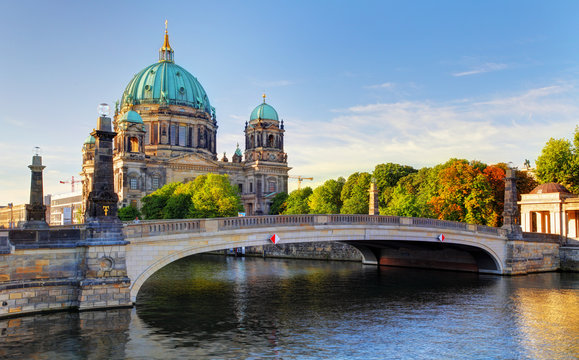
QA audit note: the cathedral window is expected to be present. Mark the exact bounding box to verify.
[144,124,150,145]
[170,124,177,145]
[130,178,138,190]
[238,183,243,193]
[250,182,253,193]
[268,181,276,193]
[179,125,186,146]
[152,177,159,190]
[130,137,139,152]
[152,123,158,144]
[268,134,274,147]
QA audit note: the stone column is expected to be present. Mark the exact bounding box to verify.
[23,154,49,229]
[80,115,131,310]
[502,167,523,239]
[369,181,379,216]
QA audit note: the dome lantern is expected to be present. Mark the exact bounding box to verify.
[159,20,174,63]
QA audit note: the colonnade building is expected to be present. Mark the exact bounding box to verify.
[519,182,579,239]
[81,28,290,216]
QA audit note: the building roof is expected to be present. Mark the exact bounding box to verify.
[120,30,212,114]
[83,135,95,145]
[250,101,279,122]
[530,182,571,194]
[119,110,144,124]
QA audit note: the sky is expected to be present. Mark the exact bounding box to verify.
[0,0,578,205]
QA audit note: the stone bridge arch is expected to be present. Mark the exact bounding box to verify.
[124,215,508,302]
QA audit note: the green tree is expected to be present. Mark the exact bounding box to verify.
[164,181,197,219]
[535,129,579,193]
[284,187,313,214]
[340,172,371,214]
[141,182,180,219]
[308,177,345,214]
[383,168,434,218]
[188,174,243,218]
[269,192,288,215]
[118,205,141,221]
[373,163,416,209]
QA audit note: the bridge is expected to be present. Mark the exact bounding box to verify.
[124,215,512,301]
[0,214,569,318]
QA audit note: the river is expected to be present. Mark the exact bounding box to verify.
[0,254,578,359]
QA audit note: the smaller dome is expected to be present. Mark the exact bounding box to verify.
[530,182,571,194]
[83,135,95,145]
[119,110,144,124]
[250,102,279,122]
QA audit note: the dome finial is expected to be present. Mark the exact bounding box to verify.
[262,93,266,103]
[159,20,174,62]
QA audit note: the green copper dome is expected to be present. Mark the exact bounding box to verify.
[121,62,211,113]
[119,110,144,124]
[250,102,279,122]
[83,135,95,145]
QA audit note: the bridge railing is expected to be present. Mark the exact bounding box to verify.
[53,215,505,238]
[219,215,316,230]
[216,214,503,236]
[124,219,203,238]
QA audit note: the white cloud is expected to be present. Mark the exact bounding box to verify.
[453,62,508,77]
[284,84,579,189]
[366,82,395,89]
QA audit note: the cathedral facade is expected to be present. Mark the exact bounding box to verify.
[81,29,290,216]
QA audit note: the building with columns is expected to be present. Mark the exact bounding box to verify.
[81,28,290,216]
[519,182,579,239]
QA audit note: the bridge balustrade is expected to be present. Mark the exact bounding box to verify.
[124,219,202,238]
[219,215,316,230]
[411,217,468,230]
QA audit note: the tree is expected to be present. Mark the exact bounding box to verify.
[164,182,196,219]
[535,129,579,193]
[308,177,345,214]
[383,168,434,218]
[340,172,371,214]
[429,160,497,225]
[373,163,416,209]
[118,205,141,221]
[515,169,538,198]
[188,174,243,218]
[141,182,180,219]
[269,192,288,215]
[284,187,313,214]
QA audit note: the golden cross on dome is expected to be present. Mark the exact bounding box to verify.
[262,93,266,103]
[165,19,168,33]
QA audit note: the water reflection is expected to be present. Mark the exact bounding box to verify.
[0,255,577,359]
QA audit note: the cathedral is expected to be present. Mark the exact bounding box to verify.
[81,27,290,216]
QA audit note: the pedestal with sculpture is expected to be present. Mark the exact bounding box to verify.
[78,105,132,310]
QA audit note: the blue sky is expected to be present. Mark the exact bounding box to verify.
[1,1,578,204]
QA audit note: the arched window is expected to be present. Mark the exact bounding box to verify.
[268,181,276,193]
[268,134,274,147]
[130,137,139,152]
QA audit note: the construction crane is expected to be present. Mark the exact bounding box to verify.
[289,175,313,190]
[59,176,82,192]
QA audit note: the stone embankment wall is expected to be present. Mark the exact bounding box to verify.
[0,246,82,317]
[506,233,562,275]
[0,229,131,318]
[560,246,579,271]
[243,242,362,261]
